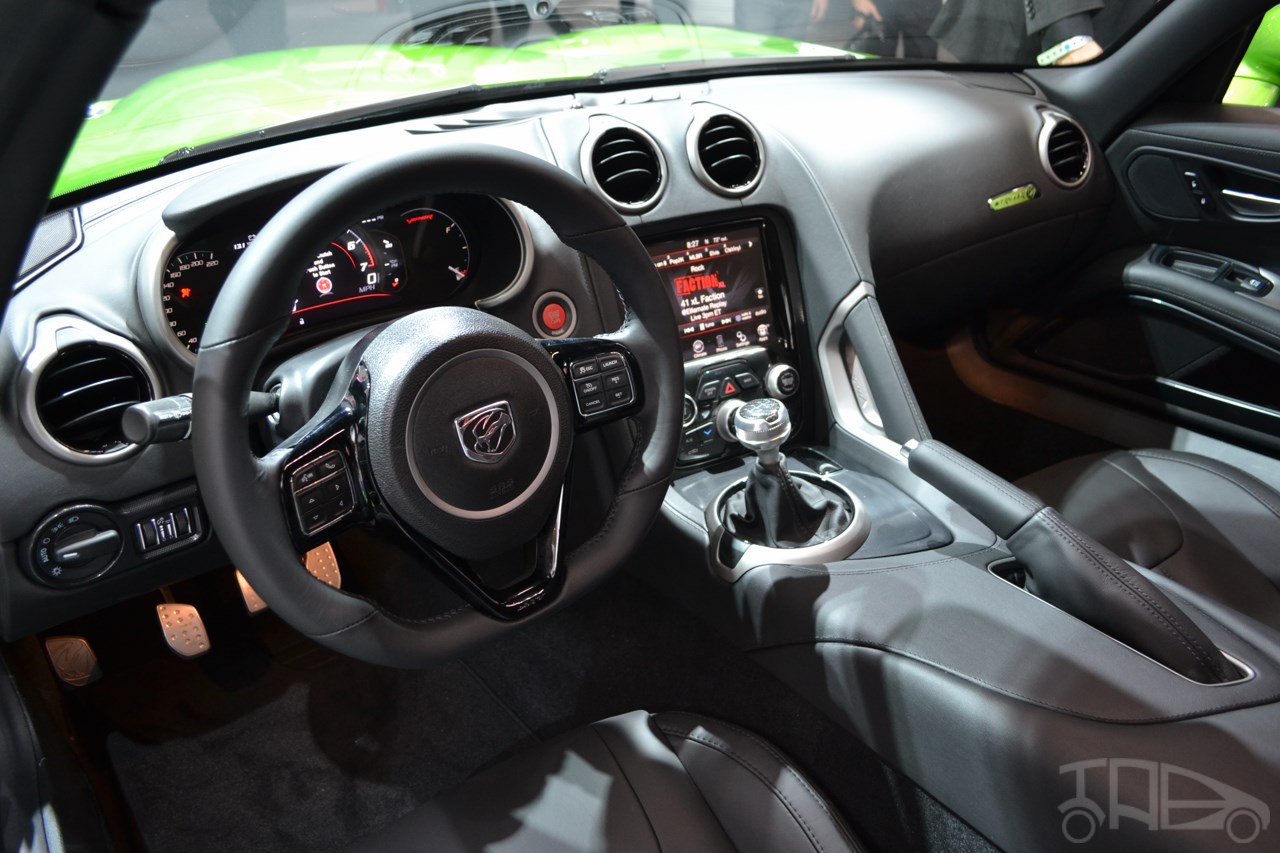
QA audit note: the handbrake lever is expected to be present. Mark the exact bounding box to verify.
[905,439,1236,684]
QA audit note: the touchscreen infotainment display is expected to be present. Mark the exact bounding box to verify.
[647,225,775,363]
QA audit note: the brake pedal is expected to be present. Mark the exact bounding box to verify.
[235,570,269,614]
[156,603,210,658]
[44,636,101,687]
[304,542,342,589]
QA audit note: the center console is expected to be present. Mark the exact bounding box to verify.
[642,217,803,468]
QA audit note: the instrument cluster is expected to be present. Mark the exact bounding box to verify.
[143,192,530,362]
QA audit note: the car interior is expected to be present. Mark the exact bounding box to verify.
[4,0,1280,851]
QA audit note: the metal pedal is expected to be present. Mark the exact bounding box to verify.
[304,542,342,589]
[44,636,101,687]
[156,603,210,658]
[235,570,269,614]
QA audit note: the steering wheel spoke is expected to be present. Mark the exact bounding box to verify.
[541,336,644,432]
[387,486,566,620]
[271,385,374,552]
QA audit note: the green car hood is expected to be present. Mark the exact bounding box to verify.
[55,24,846,199]
[1227,7,1280,107]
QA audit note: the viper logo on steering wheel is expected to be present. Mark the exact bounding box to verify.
[454,402,517,463]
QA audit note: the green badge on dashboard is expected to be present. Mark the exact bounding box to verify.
[988,183,1040,211]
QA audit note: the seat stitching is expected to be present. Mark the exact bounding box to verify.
[1098,455,1185,565]
[656,715,865,853]
[655,727,827,853]
[1131,451,1280,524]
[584,724,664,852]
[1039,510,1225,678]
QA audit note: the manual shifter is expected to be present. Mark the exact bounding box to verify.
[721,399,852,548]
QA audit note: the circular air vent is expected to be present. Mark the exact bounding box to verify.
[583,124,665,212]
[690,113,762,195]
[1039,111,1091,188]
[20,317,159,464]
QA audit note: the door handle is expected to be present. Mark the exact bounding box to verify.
[1220,187,1280,217]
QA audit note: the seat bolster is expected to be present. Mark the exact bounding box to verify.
[345,711,862,853]
[653,712,866,853]
[1018,451,1183,567]
[588,713,736,853]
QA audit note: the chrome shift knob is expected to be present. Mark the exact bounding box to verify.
[733,398,791,467]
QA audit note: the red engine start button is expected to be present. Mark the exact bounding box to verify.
[541,302,567,332]
[533,292,575,338]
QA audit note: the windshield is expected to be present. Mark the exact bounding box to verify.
[58,0,1165,200]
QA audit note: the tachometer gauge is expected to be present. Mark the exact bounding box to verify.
[162,249,225,354]
[398,208,471,297]
[292,227,402,328]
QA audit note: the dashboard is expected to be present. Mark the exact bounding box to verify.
[1,69,1108,638]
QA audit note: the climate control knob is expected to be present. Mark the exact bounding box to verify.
[714,398,747,443]
[765,363,799,399]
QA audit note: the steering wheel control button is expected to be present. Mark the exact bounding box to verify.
[765,363,799,398]
[291,451,354,536]
[571,360,599,379]
[570,353,635,416]
[533,292,577,338]
[29,505,125,586]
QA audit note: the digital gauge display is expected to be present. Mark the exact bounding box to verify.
[160,206,472,355]
[646,225,775,363]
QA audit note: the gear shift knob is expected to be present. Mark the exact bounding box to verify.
[733,398,791,468]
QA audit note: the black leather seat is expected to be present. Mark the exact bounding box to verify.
[346,710,864,853]
[1019,449,1280,629]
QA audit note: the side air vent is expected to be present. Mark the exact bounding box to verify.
[20,317,159,464]
[691,114,763,195]
[1039,111,1091,188]
[583,124,665,212]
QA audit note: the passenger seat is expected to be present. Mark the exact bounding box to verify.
[1018,449,1280,629]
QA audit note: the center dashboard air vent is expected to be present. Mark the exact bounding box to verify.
[582,123,666,212]
[690,113,763,196]
[1039,111,1091,188]
[20,317,159,464]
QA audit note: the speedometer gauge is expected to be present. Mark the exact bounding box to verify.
[398,208,471,297]
[162,249,224,354]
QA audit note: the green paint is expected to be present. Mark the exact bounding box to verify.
[54,25,849,199]
[1227,6,1280,107]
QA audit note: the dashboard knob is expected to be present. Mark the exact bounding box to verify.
[28,505,123,586]
[714,398,746,442]
[682,394,699,428]
[764,363,800,399]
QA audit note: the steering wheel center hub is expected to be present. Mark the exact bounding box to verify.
[406,348,559,517]
[362,307,572,560]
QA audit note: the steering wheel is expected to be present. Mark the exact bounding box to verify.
[191,145,681,667]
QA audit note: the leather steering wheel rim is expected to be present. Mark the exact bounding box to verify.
[191,144,681,667]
